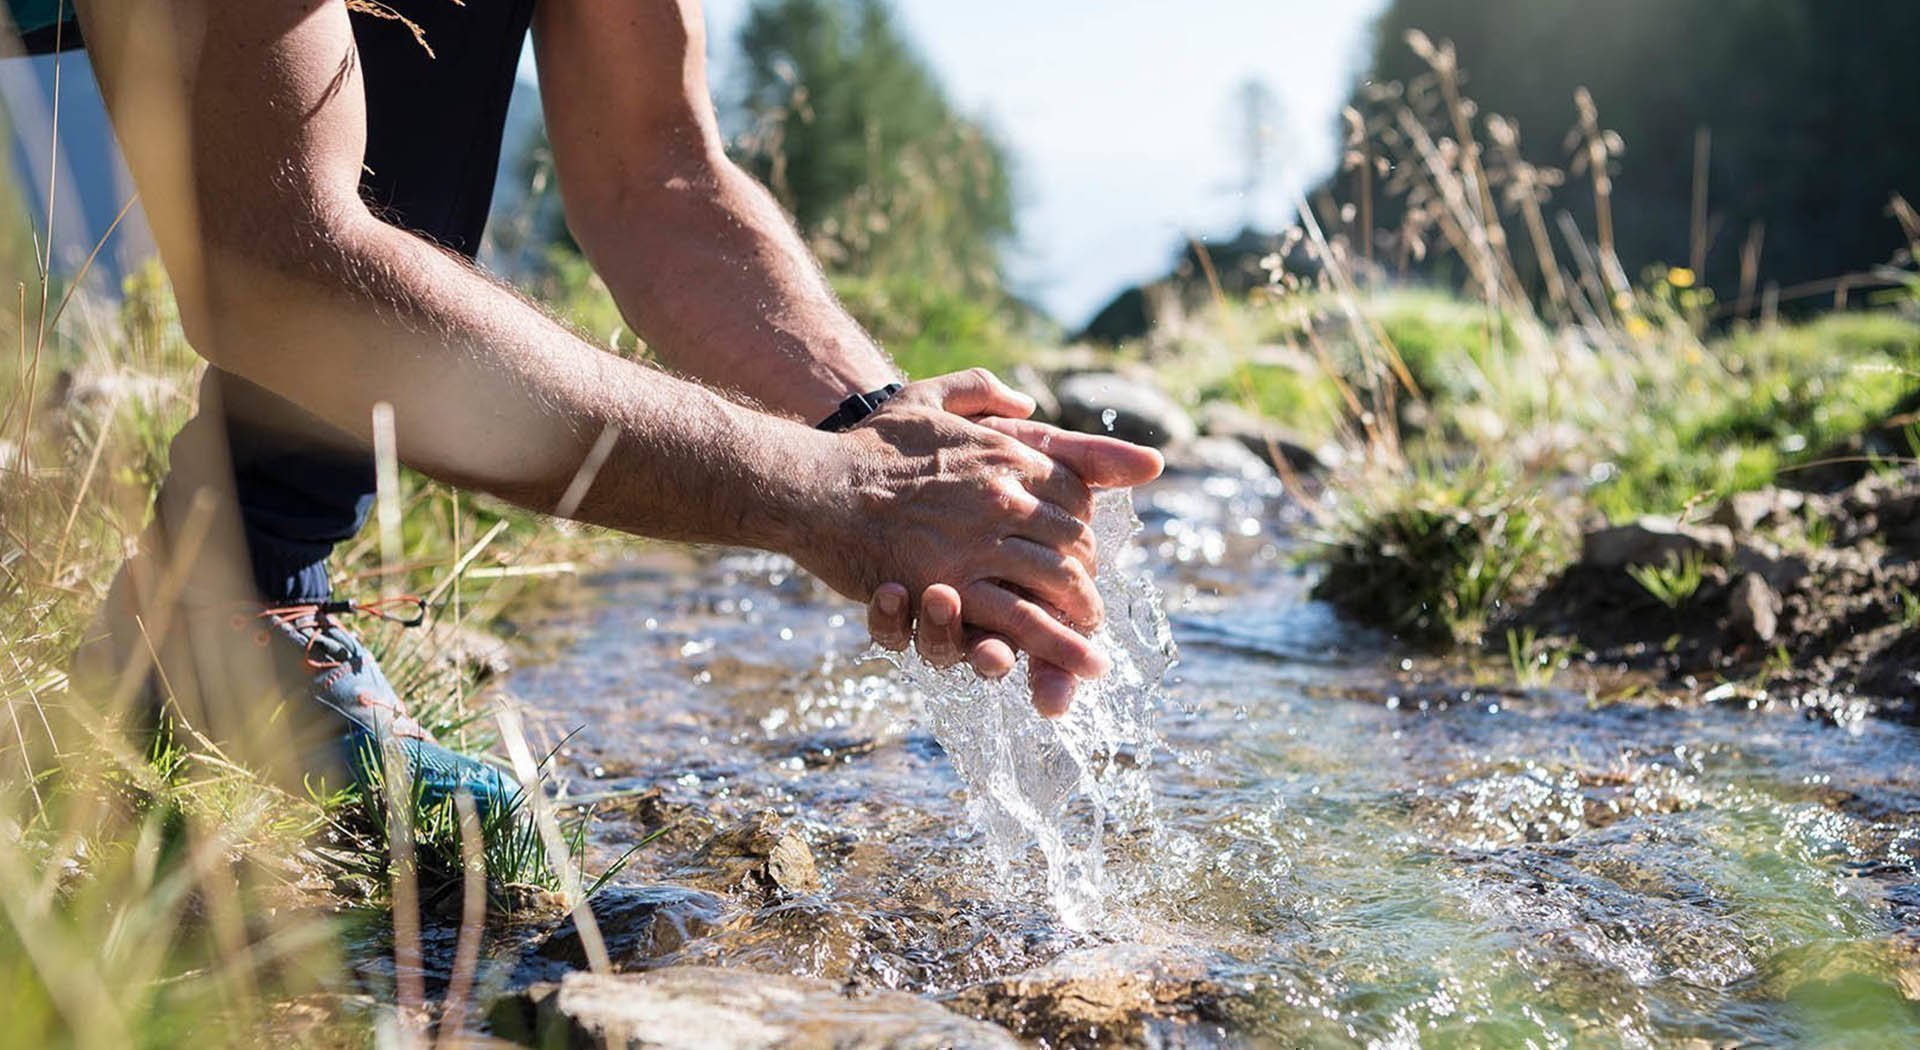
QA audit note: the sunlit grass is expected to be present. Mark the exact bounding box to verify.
[2,256,624,1044]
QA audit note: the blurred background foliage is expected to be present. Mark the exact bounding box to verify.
[1326,0,1920,301]
[517,0,1041,381]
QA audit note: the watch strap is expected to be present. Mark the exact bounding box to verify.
[815,382,905,432]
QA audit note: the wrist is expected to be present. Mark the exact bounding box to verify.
[757,424,864,563]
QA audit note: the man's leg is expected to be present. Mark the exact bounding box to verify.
[76,0,538,796]
[219,0,540,604]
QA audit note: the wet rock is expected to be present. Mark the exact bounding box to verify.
[490,968,1019,1050]
[1053,372,1197,449]
[1194,400,1332,474]
[1160,436,1276,481]
[1731,542,1813,594]
[1709,489,1803,534]
[538,884,727,968]
[1724,573,1781,644]
[1580,518,1735,569]
[943,944,1230,1047]
[690,813,821,897]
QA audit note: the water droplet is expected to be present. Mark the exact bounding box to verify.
[1100,407,1118,432]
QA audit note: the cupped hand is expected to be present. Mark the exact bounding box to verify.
[855,380,1164,717]
[868,580,1083,717]
[795,369,1112,679]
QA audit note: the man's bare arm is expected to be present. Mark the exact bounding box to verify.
[533,0,899,422]
[77,0,1113,680]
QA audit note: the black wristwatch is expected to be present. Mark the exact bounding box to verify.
[814,382,904,432]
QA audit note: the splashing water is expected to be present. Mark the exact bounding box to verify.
[875,489,1177,929]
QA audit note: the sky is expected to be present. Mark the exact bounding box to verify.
[525,0,1389,326]
[0,0,1389,325]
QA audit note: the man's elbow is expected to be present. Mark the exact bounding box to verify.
[181,211,375,369]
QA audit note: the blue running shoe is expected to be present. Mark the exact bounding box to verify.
[251,598,519,816]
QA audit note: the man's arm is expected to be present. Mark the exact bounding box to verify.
[77,0,1113,680]
[532,0,898,422]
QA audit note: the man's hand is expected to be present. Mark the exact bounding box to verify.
[786,369,1096,677]
[854,381,1165,717]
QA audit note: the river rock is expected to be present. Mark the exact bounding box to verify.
[1725,573,1781,644]
[1709,489,1804,534]
[1727,535,1817,593]
[942,944,1230,1047]
[1581,517,1735,569]
[689,813,821,897]
[1160,435,1277,481]
[1194,400,1332,474]
[1052,372,1197,449]
[538,884,727,968]
[489,968,1020,1050]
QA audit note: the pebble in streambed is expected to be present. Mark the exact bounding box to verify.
[875,489,1178,930]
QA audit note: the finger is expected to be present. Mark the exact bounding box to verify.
[990,537,1102,630]
[1030,661,1079,718]
[1024,458,1095,527]
[915,584,966,668]
[977,417,1165,489]
[1007,497,1098,575]
[966,633,1017,679]
[960,581,1111,680]
[915,367,1036,420]
[867,582,911,651]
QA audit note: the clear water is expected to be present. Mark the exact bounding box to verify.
[510,472,1920,1047]
[875,489,1174,930]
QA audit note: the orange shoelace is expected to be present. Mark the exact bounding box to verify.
[244,595,434,741]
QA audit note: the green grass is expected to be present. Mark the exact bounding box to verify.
[3,260,624,1045]
[1627,550,1709,610]
[1595,313,1920,517]
[1311,470,1568,645]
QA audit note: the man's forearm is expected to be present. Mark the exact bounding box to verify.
[569,152,901,423]
[202,213,832,553]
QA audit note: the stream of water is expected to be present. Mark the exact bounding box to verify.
[512,471,1920,1047]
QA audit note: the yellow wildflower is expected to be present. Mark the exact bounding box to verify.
[1667,267,1697,289]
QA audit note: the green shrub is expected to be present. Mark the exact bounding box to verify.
[832,273,1039,380]
[1312,472,1566,645]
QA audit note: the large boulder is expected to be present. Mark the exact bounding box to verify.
[1052,372,1197,449]
[1580,517,1735,569]
[1159,436,1277,481]
[489,968,1020,1050]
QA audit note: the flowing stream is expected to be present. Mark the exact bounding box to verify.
[510,470,1920,1047]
